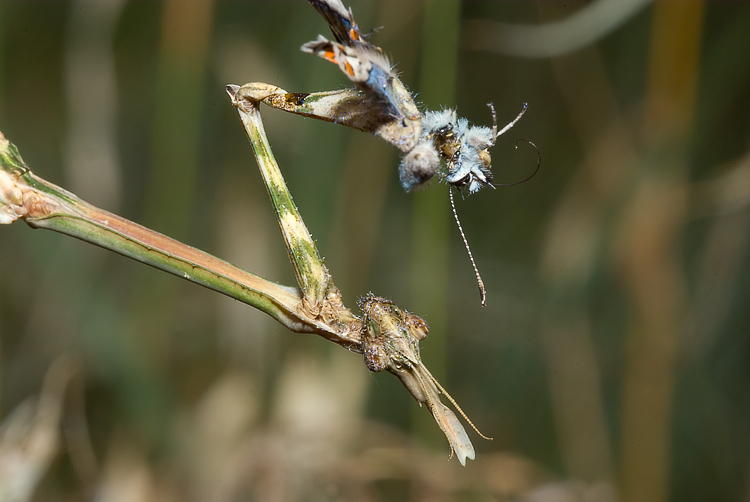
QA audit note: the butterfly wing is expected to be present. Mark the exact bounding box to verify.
[307,0,362,45]
[303,0,413,121]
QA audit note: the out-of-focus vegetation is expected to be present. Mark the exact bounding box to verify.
[0,0,748,500]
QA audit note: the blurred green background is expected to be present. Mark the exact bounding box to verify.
[1,0,749,500]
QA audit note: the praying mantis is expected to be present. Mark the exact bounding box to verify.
[0,0,539,466]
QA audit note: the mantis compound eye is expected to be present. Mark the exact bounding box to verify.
[405,312,429,341]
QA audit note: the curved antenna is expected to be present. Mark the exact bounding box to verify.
[490,102,528,145]
[449,188,487,307]
[493,139,542,187]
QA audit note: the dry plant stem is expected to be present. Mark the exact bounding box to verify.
[0,131,356,346]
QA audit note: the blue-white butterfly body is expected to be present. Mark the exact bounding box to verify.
[303,0,410,121]
[303,0,527,197]
[300,0,532,307]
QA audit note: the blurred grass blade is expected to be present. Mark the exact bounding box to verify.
[463,0,652,58]
[0,356,76,502]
